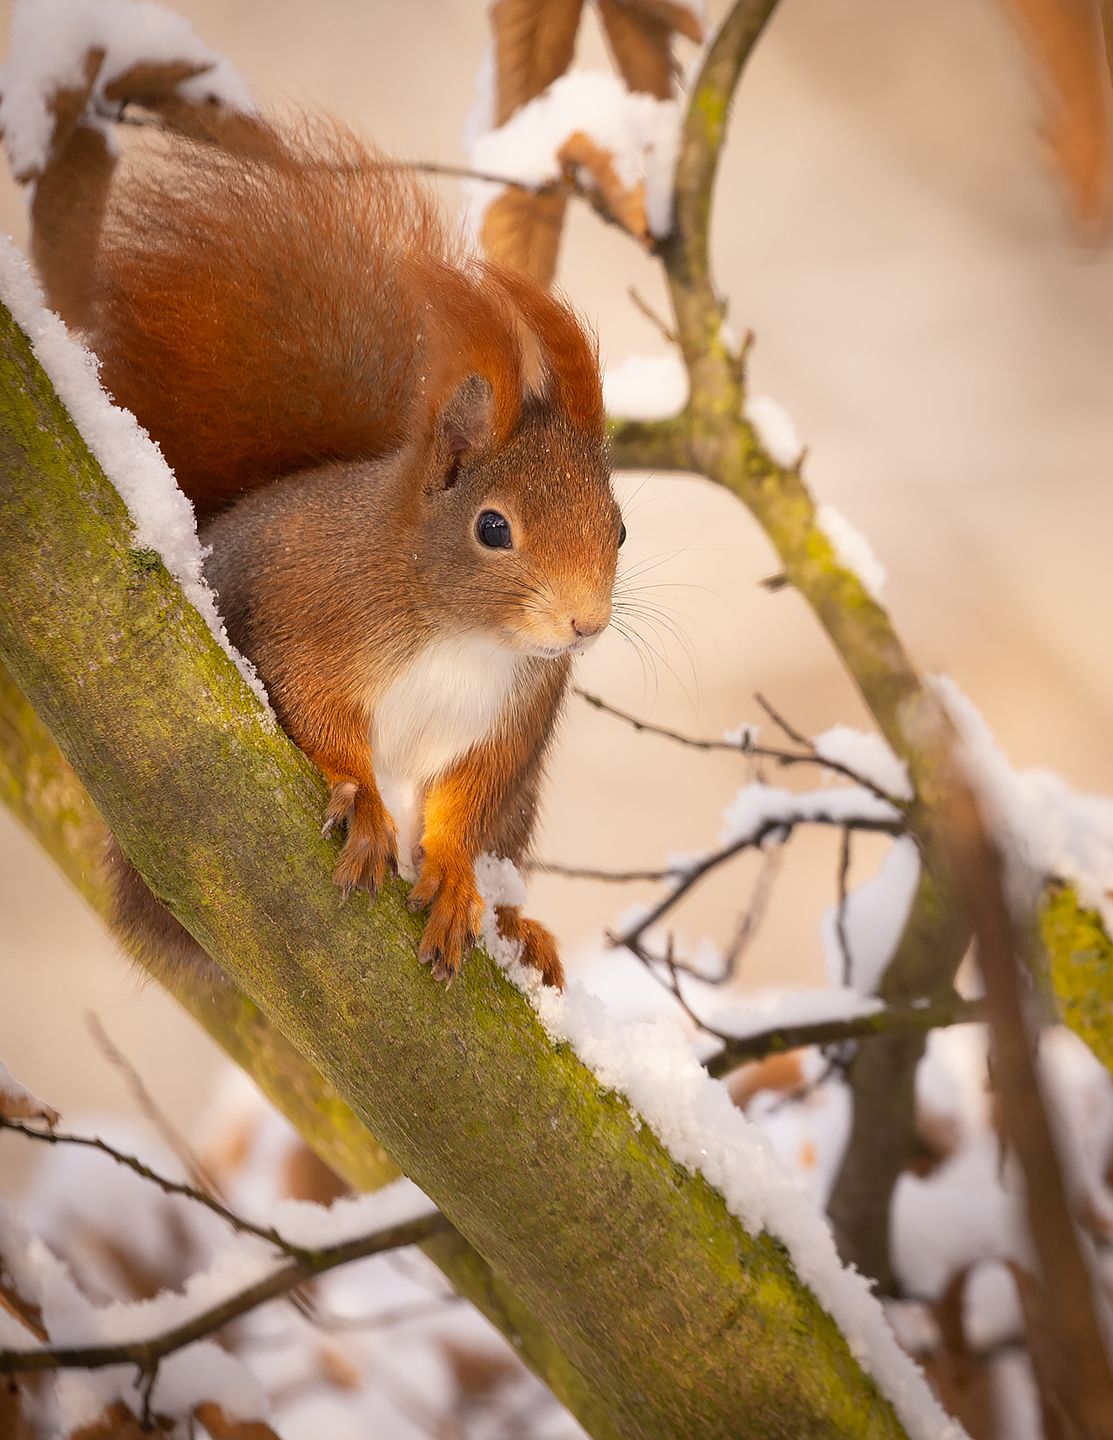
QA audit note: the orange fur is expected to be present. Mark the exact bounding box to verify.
[87,119,600,519]
[79,115,619,986]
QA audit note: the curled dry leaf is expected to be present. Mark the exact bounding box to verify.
[596,0,704,100]
[997,0,1113,229]
[558,129,651,241]
[0,1060,59,1128]
[72,1401,173,1438]
[194,1402,284,1440]
[726,1049,807,1108]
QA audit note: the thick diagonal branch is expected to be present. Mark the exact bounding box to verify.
[0,300,915,1440]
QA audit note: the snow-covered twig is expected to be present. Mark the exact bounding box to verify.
[0,1208,445,1383]
[703,997,986,1079]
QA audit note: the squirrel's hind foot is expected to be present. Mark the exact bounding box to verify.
[495,906,565,991]
[324,781,398,899]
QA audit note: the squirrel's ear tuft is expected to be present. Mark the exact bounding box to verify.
[438,374,493,488]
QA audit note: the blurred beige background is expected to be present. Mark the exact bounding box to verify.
[2,0,1111,1190]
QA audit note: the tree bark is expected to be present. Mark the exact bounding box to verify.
[0,301,915,1437]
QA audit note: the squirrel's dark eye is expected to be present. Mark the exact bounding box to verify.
[618,521,627,548]
[477,510,512,549]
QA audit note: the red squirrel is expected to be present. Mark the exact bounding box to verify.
[75,117,624,988]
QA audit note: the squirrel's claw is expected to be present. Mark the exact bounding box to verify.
[411,851,483,983]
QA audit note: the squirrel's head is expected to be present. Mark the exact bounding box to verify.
[414,374,622,659]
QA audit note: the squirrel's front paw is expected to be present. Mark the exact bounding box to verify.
[407,852,483,983]
[323,781,397,899]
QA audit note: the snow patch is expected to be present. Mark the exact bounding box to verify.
[603,352,688,420]
[1,0,253,181]
[0,235,272,715]
[816,502,887,602]
[934,675,1113,933]
[720,781,900,848]
[466,71,681,238]
[813,724,912,802]
[820,836,921,993]
[744,394,802,468]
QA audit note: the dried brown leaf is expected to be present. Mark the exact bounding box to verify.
[315,1342,362,1391]
[0,1271,46,1343]
[557,129,650,239]
[726,1050,807,1108]
[596,0,675,99]
[0,1379,34,1440]
[194,1401,284,1440]
[626,0,704,44]
[481,186,568,286]
[490,0,585,123]
[281,1142,349,1206]
[441,1339,520,1399]
[484,0,585,283]
[100,59,210,105]
[998,0,1113,228]
[72,1401,172,1439]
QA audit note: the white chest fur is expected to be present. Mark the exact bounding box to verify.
[371,633,523,872]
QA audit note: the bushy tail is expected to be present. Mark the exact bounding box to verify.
[88,120,458,516]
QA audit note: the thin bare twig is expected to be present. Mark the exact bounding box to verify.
[835,828,854,988]
[621,930,983,1079]
[86,1012,222,1200]
[531,860,679,883]
[577,686,908,809]
[610,809,903,953]
[627,286,678,343]
[0,1118,309,1260]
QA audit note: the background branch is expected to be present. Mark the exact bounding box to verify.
[0,1210,445,1381]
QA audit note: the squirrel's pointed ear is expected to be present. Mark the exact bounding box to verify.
[437,374,493,489]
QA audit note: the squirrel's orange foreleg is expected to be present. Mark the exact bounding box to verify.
[408,738,562,987]
[297,711,398,900]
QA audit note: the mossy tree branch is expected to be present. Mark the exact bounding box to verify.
[595,0,1113,1296]
[0,303,919,1438]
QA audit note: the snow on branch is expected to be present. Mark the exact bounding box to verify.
[467,71,681,240]
[0,0,253,182]
[492,956,967,1440]
[0,1105,442,1433]
[0,235,271,715]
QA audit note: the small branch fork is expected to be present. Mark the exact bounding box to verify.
[575,686,909,810]
[609,808,902,956]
